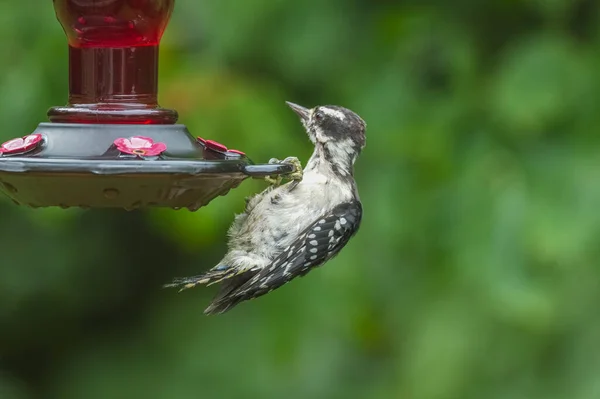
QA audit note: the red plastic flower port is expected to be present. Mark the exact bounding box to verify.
[205,139,228,153]
[114,136,167,157]
[0,134,43,155]
[196,137,245,157]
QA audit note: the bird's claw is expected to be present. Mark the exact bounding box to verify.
[282,156,304,181]
[265,156,303,186]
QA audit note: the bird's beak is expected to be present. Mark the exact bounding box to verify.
[286,101,310,123]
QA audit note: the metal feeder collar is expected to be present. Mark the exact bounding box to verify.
[0,0,293,211]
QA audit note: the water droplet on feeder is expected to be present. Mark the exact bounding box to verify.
[103,188,120,199]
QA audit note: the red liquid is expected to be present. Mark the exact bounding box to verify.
[49,0,177,124]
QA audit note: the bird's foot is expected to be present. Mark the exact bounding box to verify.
[264,161,282,186]
[265,156,303,186]
[283,156,304,181]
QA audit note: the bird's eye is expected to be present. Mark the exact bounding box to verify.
[314,111,324,121]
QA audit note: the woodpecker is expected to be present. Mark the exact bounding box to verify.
[165,101,366,314]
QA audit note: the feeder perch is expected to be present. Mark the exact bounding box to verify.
[0,0,293,211]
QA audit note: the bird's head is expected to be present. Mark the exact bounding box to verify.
[286,102,366,168]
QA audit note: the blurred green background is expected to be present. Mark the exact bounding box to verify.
[2,0,600,398]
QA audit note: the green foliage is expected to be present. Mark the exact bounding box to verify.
[2,0,600,398]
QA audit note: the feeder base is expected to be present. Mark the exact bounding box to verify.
[0,123,293,210]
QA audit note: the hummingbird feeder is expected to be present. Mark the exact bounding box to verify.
[0,0,293,211]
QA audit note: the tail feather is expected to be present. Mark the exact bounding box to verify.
[163,266,238,291]
[164,266,258,315]
[204,271,256,315]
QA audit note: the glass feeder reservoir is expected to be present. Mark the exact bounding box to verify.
[0,0,292,211]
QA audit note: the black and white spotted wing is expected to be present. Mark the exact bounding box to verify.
[226,201,362,302]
